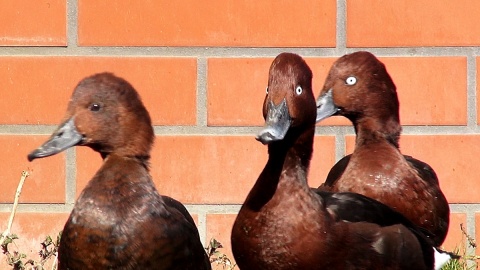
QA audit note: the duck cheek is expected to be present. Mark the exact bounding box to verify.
[27,118,83,161]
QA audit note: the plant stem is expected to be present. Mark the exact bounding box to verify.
[51,253,58,270]
[0,170,29,244]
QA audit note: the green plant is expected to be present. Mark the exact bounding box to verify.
[2,234,26,269]
[441,224,479,270]
[205,238,236,269]
[2,233,60,270]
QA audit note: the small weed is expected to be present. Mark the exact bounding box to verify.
[441,224,479,270]
[2,233,60,270]
[205,238,236,269]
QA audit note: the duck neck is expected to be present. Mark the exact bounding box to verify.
[245,126,314,211]
[92,113,154,170]
[82,153,159,202]
[101,152,151,171]
[353,115,401,148]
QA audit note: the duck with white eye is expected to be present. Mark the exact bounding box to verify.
[315,76,357,123]
[257,85,303,145]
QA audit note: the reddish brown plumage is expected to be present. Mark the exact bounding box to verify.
[316,51,449,245]
[28,73,211,270]
[231,52,442,270]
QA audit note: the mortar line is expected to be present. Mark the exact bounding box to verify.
[66,0,79,48]
[334,128,347,162]
[466,211,477,265]
[196,212,208,245]
[197,57,208,127]
[0,203,472,213]
[5,124,480,136]
[65,147,77,205]
[0,204,72,213]
[335,0,347,53]
[466,52,477,127]
[0,203,243,213]
[1,46,480,58]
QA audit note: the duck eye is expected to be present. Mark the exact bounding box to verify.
[295,86,303,95]
[90,103,101,112]
[345,76,357,85]
[266,86,269,94]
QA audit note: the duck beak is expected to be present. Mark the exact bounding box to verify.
[316,89,339,122]
[28,118,83,161]
[256,98,291,145]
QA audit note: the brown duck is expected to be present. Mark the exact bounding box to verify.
[28,73,211,270]
[315,51,449,246]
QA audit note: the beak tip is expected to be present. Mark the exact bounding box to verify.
[256,129,284,145]
[255,133,270,145]
[27,150,37,162]
[27,149,44,162]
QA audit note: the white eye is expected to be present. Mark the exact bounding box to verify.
[345,76,357,85]
[266,86,269,94]
[295,86,303,95]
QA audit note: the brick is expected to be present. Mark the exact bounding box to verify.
[0,57,197,125]
[0,135,65,203]
[318,57,467,126]
[207,57,339,126]
[76,135,335,200]
[400,135,480,204]
[442,213,467,252]
[347,0,480,47]
[76,136,262,204]
[0,212,68,269]
[381,57,467,126]
[346,135,480,203]
[207,58,269,126]
[310,136,337,187]
[78,0,336,47]
[76,136,335,199]
[208,56,467,127]
[152,136,264,204]
[76,147,103,198]
[0,0,66,46]
[156,135,337,204]
[77,135,335,203]
[206,214,237,268]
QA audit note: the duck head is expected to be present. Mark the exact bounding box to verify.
[316,51,400,128]
[256,53,316,144]
[28,72,154,161]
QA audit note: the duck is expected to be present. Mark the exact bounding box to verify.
[231,52,455,270]
[27,73,211,270]
[315,51,449,246]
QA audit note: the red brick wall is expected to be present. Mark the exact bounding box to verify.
[1,0,478,268]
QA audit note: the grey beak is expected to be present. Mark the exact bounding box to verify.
[28,118,83,161]
[256,98,291,145]
[316,89,339,122]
